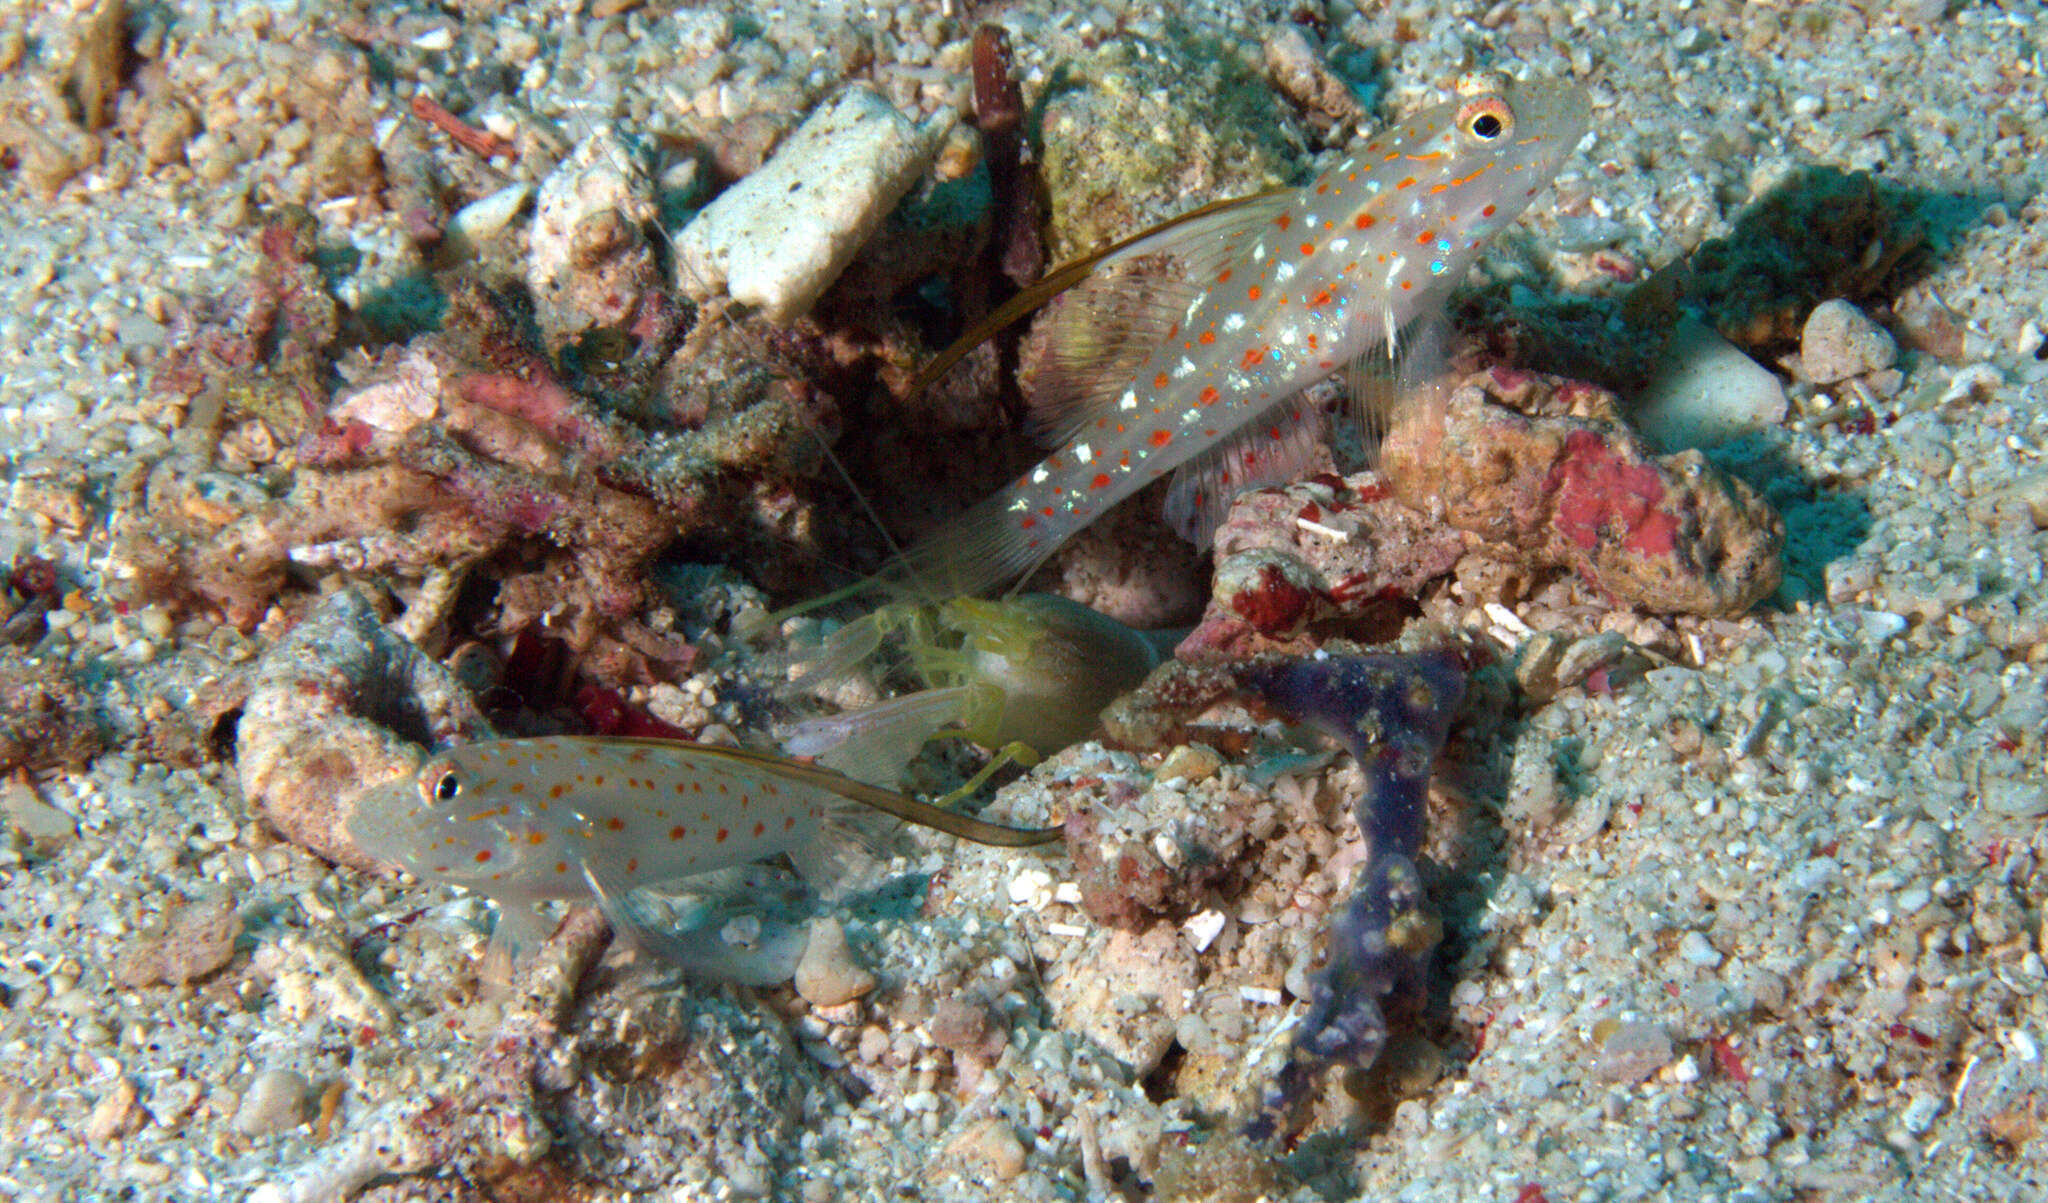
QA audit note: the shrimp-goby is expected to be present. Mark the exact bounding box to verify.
[348,736,1059,984]
[883,75,1588,599]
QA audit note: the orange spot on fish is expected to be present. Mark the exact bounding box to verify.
[1090,473,1111,489]
[1276,213,1292,230]
[605,817,625,831]
[784,816,797,830]
[1241,347,1267,369]
[526,831,546,845]
[549,784,567,799]
[1299,242,1315,256]
[1198,385,1221,405]
[1217,268,1233,283]
[1482,203,1497,217]
[1041,506,1054,517]
[1150,429,1173,447]
[1354,212,1376,229]
[1400,280,1414,290]
[1307,289,1331,308]
[627,858,638,873]
[752,821,765,837]
[555,861,568,874]
[1247,285,1262,300]
[592,775,605,787]
[1315,181,1328,194]
[1198,330,1215,345]
[1417,230,1435,244]
[715,828,729,843]
[1153,371,1170,389]
[474,849,492,863]
[1020,516,1037,529]
[1397,176,1417,189]
[668,825,686,839]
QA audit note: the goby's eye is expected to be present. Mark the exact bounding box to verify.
[433,771,462,802]
[1458,97,1512,142]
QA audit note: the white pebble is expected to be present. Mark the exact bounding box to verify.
[1800,299,1897,384]
[232,1069,309,1136]
[676,87,953,322]
[1678,931,1723,968]
[1635,317,1787,449]
[794,917,876,1007]
[1182,909,1226,953]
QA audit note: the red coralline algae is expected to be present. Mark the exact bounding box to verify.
[1380,370,1783,618]
[1177,473,1466,659]
[1546,428,1680,557]
[1227,560,1317,634]
[454,372,627,461]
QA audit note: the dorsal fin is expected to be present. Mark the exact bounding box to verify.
[904,187,1295,408]
[1019,189,1300,447]
[1161,398,1329,547]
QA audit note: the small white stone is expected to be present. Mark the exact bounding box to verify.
[1801,299,1897,384]
[1008,867,1053,908]
[1678,931,1723,968]
[1635,317,1788,450]
[1182,909,1226,953]
[232,1069,309,1137]
[675,87,953,322]
[2006,1028,2039,1062]
[444,183,533,256]
[1899,1092,1943,1135]
[794,917,876,1007]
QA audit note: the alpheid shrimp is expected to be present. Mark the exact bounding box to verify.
[780,593,1171,800]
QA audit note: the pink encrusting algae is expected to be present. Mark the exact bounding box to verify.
[347,736,1059,979]
[887,75,1589,598]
